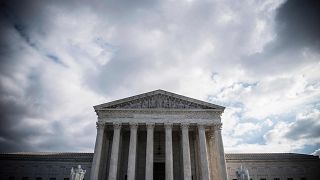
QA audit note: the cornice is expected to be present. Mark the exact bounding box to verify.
[94,89,225,110]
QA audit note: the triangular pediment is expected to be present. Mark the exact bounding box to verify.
[94,89,224,110]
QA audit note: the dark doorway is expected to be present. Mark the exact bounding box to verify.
[154,162,165,180]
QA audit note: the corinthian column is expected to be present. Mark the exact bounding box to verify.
[198,124,210,180]
[90,122,105,180]
[214,124,228,180]
[127,123,138,180]
[165,123,173,180]
[181,123,192,180]
[145,123,155,180]
[108,123,122,180]
[208,129,219,180]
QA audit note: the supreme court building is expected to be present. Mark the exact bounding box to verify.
[90,89,228,180]
[0,89,320,180]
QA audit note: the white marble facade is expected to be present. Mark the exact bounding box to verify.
[90,90,228,180]
[1,90,320,180]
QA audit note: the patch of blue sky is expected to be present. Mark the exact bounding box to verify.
[256,113,295,125]
[13,24,38,49]
[238,82,258,88]
[46,54,68,67]
[296,144,320,155]
[237,134,266,145]
[207,95,244,109]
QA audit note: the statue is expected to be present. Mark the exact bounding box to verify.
[70,165,86,180]
[236,165,250,180]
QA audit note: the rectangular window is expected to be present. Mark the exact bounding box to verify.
[36,178,42,180]
[274,178,280,180]
[64,178,69,180]
[300,178,306,180]
[49,178,56,180]
[287,178,293,180]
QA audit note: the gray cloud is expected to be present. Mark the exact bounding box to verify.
[275,0,320,50]
[286,119,320,140]
[286,110,320,140]
[243,0,320,75]
[0,0,319,154]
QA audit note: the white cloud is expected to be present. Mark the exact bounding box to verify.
[233,122,261,137]
[312,149,320,157]
[0,0,319,154]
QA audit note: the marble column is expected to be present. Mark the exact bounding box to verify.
[215,124,228,180]
[108,123,122,180]
[90,122,105,180]
[181,123,192,180]
[145,123,155,180]
[198,124,210,180]
[127,123,138,180]
[208,129,219,180]
[165,123,173,180]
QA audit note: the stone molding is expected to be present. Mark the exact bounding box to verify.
[99,117,220,125]
[96,109,222,120]
[101,121,221,129]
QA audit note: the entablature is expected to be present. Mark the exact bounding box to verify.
[95,109,222,119]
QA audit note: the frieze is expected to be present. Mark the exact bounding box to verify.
[96,109,222,120]
[102,94,215,109]
[99,117,220,125]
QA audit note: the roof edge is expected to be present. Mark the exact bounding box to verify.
[94,89,225,110]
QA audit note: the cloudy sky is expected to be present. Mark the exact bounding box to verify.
[0,0,319,155]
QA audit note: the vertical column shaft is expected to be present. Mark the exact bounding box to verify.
[145,123,155,180]
[215,124,228,180]
[165,123,174,180]
[108,123,122,180]
[181,123,192,180]
[208,130,219,180]
[198,124,210,180]
[127,123,138,180]
[90,122,105,180]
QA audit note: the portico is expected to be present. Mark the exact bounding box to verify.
[90,90,228,180]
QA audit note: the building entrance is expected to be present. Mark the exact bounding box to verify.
[153,162,165,180]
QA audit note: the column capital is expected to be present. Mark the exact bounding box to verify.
[180,123,189,129]
[213,123,222,131]
[197,123,206,130]
[96,122,105,129]
[129,123,138,130]
[146,123,155,130]
[208,130,215,139]
[164,123,173,129]
[113,122,122,130]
